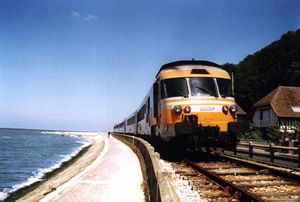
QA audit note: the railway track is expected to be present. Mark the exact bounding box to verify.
[170,153,300,202]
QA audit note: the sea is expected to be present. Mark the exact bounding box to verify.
[0,128,90,201]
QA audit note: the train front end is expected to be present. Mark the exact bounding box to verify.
[157,61,242,150]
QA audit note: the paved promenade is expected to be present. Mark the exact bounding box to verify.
[42,136,145,202]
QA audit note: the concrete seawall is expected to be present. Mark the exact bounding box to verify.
[113,133,180,202]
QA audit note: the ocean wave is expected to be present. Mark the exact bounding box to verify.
[41,131,99,136]
[0,191,9,201]
[41,131,63,134]
[76,139,90,145]
[41,131,72,136]
[0,141,90,201]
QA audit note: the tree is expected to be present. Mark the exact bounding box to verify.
[230,29,300,114]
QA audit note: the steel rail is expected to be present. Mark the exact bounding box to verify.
[184,159,264,202]
[214,151,300,182]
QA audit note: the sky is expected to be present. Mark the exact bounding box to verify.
[0,0,300,132]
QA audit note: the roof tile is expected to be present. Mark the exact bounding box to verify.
[252,86,300,118]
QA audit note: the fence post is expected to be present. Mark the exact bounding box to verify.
[269,142,274,163]
[132,136,135,146]
[249,141,253,158]
[233,144,237,155]
[298,133,300,168]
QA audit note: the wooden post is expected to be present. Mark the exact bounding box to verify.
[269,142,274,163]
[233,145,237,155]
[249,142,253,158]
[132,136,135,146]
[298,133,300,168]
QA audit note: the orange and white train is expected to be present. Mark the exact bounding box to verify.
[113,60,243,149]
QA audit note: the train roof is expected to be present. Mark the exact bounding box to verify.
[156,60,220,78]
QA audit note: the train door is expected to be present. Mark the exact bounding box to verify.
[146,97,151,134]
[135,114,138,134]
[152,82,160,137]
[137,103,148,135]
[123,120,126,133]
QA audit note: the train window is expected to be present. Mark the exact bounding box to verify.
[161,78,188,99]
[216,78,233,97]
[127,115,136,125]
[137,104,146,122]
[189,78,217,97]
[147,97,150,112]
[117,122,125,129]
[153,83,158,117]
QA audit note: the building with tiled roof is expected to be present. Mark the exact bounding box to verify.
[252,86,300,131]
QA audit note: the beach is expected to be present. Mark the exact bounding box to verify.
[17,132,106,202]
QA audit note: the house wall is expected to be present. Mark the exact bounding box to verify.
[278,118,300,132]
[253,108,278,128]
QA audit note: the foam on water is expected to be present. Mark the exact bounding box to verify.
[0,143,90,200]
[0,129,91,201]
[0,192,8,201]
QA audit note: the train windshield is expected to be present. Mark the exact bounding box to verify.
[216,78,233,97]
[161,78,188,99]
[189,78,217,97]
[161,77,233,99]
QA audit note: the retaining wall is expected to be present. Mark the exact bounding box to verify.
[112,133,180,202]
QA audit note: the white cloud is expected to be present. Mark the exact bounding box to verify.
[71,11,98,21]
[71,11,81,18]
[84,15,98,21]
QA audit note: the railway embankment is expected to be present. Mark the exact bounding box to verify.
[114,133,300,201]
[113,133,181,202]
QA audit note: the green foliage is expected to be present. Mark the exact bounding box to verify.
[294,122,300,134]
[263,126,280,142]
[220,63,237,74]
[238,129,261,140]
[229,29,300,113]
[283,62,300,86]
[239,123,300,142]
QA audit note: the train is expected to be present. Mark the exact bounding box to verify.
[113,60,243,150]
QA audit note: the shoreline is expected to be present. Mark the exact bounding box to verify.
[6,132,106,202]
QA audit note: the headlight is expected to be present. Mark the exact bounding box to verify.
[172,105,182,114]
[184,105,191,113]
[229,105,237,113]
[222,105,229,113]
